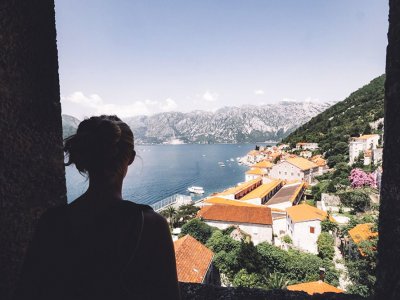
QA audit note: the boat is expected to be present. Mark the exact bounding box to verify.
[188,186,205,194]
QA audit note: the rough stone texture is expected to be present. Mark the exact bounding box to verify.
[376,0,400,299]
[0,1,66,299]
[179,283,362,300]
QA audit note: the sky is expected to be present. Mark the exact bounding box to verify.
[55,0,389,119]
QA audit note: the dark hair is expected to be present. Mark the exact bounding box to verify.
[64,115,134,177]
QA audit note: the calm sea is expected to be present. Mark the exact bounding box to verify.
[65,144,270,205]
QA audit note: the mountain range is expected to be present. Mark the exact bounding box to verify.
[62,100,332,143]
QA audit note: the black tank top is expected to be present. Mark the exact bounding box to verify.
[15,200,153,300]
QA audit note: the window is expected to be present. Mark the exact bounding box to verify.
[310,226,315,234]
[291,172,294,176]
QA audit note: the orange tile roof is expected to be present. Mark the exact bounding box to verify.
[285,157,318,171]
[240,180,282,201]
[217,178,262,196]
[197,204,272,225]
[287,281,343,295]
[251,161,274,169]
[247,150,260,156]
[245,168,267,176]
[203,197,261,207]
[286,204,334,223]
[348,223,378,245]
[355,134,379,140]
[174,235,214,283]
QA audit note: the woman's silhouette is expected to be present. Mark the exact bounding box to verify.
[15,115,181,299]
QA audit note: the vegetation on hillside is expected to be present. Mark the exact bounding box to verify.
[282,75,385,164]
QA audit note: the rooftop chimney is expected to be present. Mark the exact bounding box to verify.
[319,267,326,282]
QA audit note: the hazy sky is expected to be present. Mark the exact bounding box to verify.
[55,0,389,119]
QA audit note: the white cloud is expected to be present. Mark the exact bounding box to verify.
[61,91,178,118]
[254,89,265,95]
[203,91,218,102]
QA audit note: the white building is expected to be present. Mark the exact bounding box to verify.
[245,168,268,182]
[349,134,380,165]
[286,204,334,254]
[239,180,283,205]
[296,142,319,151]
[197,204,273,245]
[216,178,262,200]
[269,157,319,184]
[245,160,275,181]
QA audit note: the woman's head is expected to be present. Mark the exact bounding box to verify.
[64,115,135,179]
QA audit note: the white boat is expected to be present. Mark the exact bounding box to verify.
[188,186,205,194]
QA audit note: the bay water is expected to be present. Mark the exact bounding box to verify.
[66,144,268,205]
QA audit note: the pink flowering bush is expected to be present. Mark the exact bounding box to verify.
[349,168,377,188]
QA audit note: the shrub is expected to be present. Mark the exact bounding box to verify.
[180,218,214,244]
[317,232,335,260]
[282,235,292,244]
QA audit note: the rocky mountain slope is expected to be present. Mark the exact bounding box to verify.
[62,101,332,144]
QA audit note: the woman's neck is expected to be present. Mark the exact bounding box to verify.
[84,173,124,201]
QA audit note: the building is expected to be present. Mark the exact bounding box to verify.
[174,235,219,285]
[245,160,274,181]
[310,155,329,175]
[216,178,262,200]
[201,197,261,207]
[239,180,283,205]
[269,157,319,183]
[295,142,319,151]
[287,281,343,295]
[286,204,334,254]
[197,204,273,245]
[344,223,378,258]
[245,168,268,182]
[265,182,306,210]
[299,150,312,159]
[349,134,380,164]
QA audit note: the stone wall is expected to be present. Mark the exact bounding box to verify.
[0,1,66,299]
[376,0,400,298]
[179,283,362,300]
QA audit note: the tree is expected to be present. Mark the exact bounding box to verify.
[160,206,177,229]
[321,218,338,233]
[339,190,370,213]
[317,233,335,260]
[282,235,292,244]
[180,219,214,244]
[175,204,200,226]
[206,230,240,253]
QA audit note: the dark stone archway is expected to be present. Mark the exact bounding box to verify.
[0,0,398,299]
[0,1,66,299]
[376,0,400,299]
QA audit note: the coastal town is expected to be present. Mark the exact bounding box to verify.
[160,133,382,296]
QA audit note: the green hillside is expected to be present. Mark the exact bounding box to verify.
[282,75,385,162]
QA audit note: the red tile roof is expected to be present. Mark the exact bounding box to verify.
[174,235,214,283]
[197,204,272,225]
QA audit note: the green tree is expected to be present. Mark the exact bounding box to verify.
[160,206,177,229]
[321,218,338,233]
[339,190,370,213]
[180,219,214,244]
[175,204,200,226]
[317,232,335,260]
[206,230,240,253]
